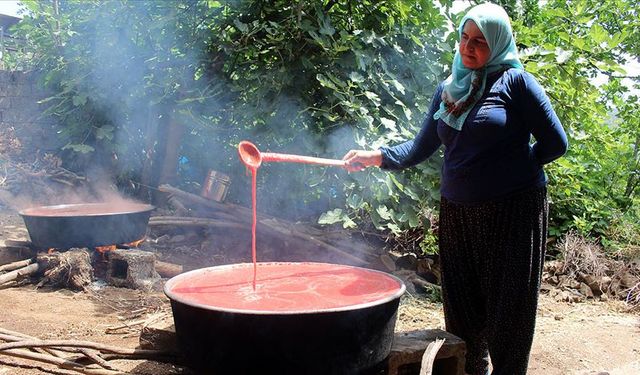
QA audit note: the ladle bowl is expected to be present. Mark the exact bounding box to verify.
[238,141,263,168]
[238,141,347,168]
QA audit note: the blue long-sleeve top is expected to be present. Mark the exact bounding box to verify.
[380,68,568,203]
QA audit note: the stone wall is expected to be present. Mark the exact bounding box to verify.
[0,70,62,160]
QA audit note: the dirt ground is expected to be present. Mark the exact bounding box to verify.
[0,209,638,375]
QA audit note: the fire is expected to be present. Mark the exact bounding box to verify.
[48,248,56,254]
[94,237,145,253]
[127,238,145,248]
[95,244,116,253]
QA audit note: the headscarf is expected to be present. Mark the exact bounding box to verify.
[434,3,523,130]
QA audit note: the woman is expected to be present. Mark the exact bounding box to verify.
[343,3,568,375]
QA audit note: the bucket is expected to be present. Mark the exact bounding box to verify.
[201,170,230,202]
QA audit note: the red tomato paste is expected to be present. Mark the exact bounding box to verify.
[21,202,151,217]
[166,262,404,313]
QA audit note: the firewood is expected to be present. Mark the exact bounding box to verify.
[167,196,189,216]
[0,348,119,375]
[0,263,39,285]
[0,329,69,361]
[149,216,245,230]
[0,258,33,273]
[36,250,93,291]
[0,339,175,357]
[159,184,249,221]
[419,338,445,375]
[155,260,183,278]
[158,184,375,265]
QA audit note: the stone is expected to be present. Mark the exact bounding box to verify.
[106,249,161,291]
[396,253,418,270]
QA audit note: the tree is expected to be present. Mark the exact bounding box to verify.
[8,0,640,252]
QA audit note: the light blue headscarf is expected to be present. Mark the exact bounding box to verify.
[434,3,523,130]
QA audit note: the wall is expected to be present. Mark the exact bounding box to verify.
[0,70,61,160]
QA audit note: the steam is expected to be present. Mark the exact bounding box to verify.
[8,1,431,265]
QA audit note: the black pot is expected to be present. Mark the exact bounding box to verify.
[164,263,406,375]
[19,202,154,249]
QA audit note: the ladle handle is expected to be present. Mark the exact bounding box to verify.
[261,152,347,167]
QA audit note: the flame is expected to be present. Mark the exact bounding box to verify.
[94,237,145,253]
[48,248,56,254]
[126,238,145,248]
[95,244,116,253]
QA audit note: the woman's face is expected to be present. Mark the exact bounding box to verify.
[459,20,491,69]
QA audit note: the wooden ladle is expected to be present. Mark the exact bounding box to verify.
[238,141,346,169]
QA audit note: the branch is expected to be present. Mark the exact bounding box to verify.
[0,340,174,358]
[0,348,119,375]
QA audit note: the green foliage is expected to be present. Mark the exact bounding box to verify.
[513,0,640,246]
[5,0,640,252]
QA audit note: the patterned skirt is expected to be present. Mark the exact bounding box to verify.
[438,186,548,375]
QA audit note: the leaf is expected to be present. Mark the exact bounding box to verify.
[390,79,405,95]
[318,15,335,36]
[316,74,338,90]
[555,49,572,64]
[318,209,346,225]
[95,126,114,141]
[62,143,94,154]
[364,91,381,106]
[380,117,397,131]
[72,94,87,106]
[349,72,365,83]
[376,205,392,220]
[233,19,248,33]
[590,24,608,45]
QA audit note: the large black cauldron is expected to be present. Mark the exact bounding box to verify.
[164,262,405,374]
[19,202,154,249]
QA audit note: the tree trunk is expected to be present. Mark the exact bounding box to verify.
[138,104,160,202]
[153,111,185,205]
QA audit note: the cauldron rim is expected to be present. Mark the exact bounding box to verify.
[19,202,155,218]
[164,261,406,315]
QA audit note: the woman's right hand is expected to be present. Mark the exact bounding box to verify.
[342,149,383,172]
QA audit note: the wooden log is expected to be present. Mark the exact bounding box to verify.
[159,184,249,221]
[0,348,119,375]
[419,338,445,375]
[0,263,39,285]
[149,217,245,230]
[0,330,69,361]
[158,184,372,265]
[0,339,175,357]
[167,196,189,216]
[155,260,183,278]
[151,216,369,266]
[0,246,36,270]
[0,258,33,273]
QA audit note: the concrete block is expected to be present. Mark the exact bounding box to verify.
[106,249,161,291]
